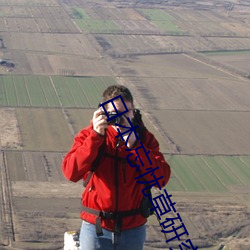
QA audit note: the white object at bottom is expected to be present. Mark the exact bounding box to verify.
[64,231,80,250]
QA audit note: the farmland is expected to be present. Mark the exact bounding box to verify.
[0,75,115,107]
[1,0,250,250]
[138,9,184,34]
[203,50,250,74]
[166,155,250,192]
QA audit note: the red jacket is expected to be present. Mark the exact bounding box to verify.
[62,124,171,231]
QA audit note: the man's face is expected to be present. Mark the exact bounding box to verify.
[106,100,134,131]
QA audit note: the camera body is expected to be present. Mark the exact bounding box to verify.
[106,111,124,125]
[97,104,126,125]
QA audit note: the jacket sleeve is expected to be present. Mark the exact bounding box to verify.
[129,128,171,188]
[62,127,105,182]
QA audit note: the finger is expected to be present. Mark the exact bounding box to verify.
[93,109,103,119]
[95,118,108,128]
[95,114,107,123]
[93,112,106,123]
[98,106,104,112]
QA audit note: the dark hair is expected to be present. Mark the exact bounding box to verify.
[102,85,133,104]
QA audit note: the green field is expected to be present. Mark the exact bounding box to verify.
[75,19,118,32]
[70,7,119,32]
[75,19,119,32]
[71,7,183,33]
[165,155,250,192]
[138,9,183,33]
[139,9,173,21]
[202,50,250,56]
[71,7,90,19]
[0,75,115,108]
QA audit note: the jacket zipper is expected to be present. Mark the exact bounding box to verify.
[115,146,119,214]
[114,139,121,237]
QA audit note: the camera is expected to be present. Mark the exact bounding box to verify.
[106,112,124,125]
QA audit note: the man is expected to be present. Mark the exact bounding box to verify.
[62,85,171,250]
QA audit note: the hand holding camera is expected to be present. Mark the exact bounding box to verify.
[92,108,108,136]
[93,106,136,148]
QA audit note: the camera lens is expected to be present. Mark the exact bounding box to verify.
[107,112,123,125]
